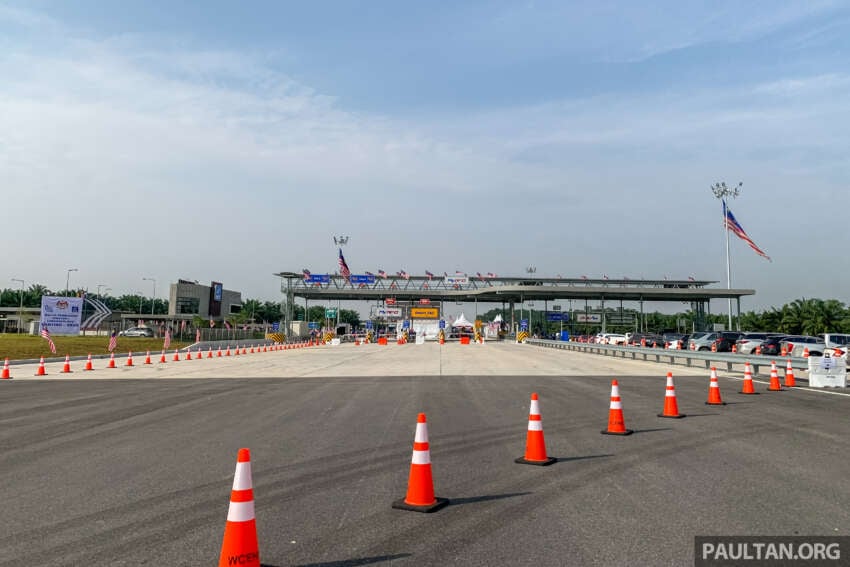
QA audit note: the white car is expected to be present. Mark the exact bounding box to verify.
[596,333,627,345]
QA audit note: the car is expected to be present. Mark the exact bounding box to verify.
[663,333,690,349]
[119,326,154,337]
[758,335,788,356]
[781,335,825,357]
[735,332,784,355]
[820,333,850,357]
[690,332,719,351]
[712,331,743,352]
[629,333,665,347]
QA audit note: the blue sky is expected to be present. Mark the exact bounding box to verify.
[2,1,849,314]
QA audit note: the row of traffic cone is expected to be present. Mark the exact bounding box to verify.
[216,362,798,564]
[9,343,317,377]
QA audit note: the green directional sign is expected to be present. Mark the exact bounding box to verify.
[325,308,337,319]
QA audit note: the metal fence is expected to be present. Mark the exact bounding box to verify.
[526,339,809,377]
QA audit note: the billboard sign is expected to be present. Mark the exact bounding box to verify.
[410,307,439,319]
[350,274,375,284]
[385,297,397,305]
[375,307,402,318]
[546,312,569,322]
[402,320,410,329]
[577,313,602,323]
[418,298,431,305]
[325,308,337,319]
[209,281,223,317]
[308,322,320,329]
[40,296,84,335]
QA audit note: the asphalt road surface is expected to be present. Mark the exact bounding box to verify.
[0,343,847,566]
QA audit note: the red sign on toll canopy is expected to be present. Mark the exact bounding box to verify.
[419,298,431,305]
[385,298,397,305]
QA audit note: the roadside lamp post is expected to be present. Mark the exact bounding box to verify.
[143,277,156,315]
[11,278,24,334]
[65,268,78,294]
[526,267,536,332]
[97,284,108,297]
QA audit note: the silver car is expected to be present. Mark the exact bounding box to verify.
[781,335,825,357]
[689,332,718,351]
[736,332,783,355]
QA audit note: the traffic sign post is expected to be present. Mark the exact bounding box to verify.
[325,308,337,319]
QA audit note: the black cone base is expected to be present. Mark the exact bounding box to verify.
[705,402,727,405]
[739,391,760,395]
[515,456,557,466]
[392,497,449,513]
[601,429,634,435]
[657,413,686,418]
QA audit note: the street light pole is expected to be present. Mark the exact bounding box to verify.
[143,277,156,315]
[526,266,536,333]
[11,278,24,334]
[711,181,742,331]
[65,268,78,295]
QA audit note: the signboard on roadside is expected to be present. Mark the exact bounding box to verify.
[325,308,337,319]
[577,313,602,323]
[419,298,431,305]
[350,274,375,284]
[439,320,446,329]
[385,298,397,305]
[444,276,469,285]
[306,274,330,284]
[546,312,569,322]
[40,296,83,335]
[410,307,439,318]
[308,322,320,329]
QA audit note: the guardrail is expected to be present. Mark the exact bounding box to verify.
[526,339,809,377]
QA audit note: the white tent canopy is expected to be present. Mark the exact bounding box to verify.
[492,314,503,323]
[451,312,474,328]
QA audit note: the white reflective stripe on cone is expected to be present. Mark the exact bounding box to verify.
[610,401,622,409]
[232,462,253,490]
[411,450,431,465]
[414,423,429,443]
[665,390,676,397]
[611,386,620,397]
[529,400,540,415]
[227,500,255,522]
[527,420,543,431]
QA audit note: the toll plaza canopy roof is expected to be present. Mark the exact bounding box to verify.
[274,272,755,304]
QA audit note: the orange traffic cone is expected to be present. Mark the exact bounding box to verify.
[217,346,223,357]
[108,352,117,368]
[226,346,232,357]
[784,359,796,388]
[755,345,762,355]
[144,351,152,365]
[706,367,726,405]
[392,413,449,512]
[780,346,787,357]
[262,345,268,352]
[218,448,260,567]
[61,354,73,373]
[515,393,557,466]
[711,342,717,353]
[250,345,255,354]
[767,361,783,391]
[2,358,11,379]
[195,348,202,359]
[235,346,240,356]
[739,361,758,395]
[84,353,94,371]
[207,347,213,358]
[35,356,47,376]
[185,349,193,361]
[731,344,737,354]
[601,380,633,435]
[173,350,180,362]
[802,347,810,358]
[126,351,134,367]
[658,372,685,418]
[159,350,167,364]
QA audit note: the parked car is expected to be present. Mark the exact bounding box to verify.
[119,326,154,337]
[663,333,690,349]
[712,331,743,352]
[735,332,784,355]
[690,332,719,351]
[820,333,850,357]
[759,335,789,356]
[630,333,665,347]
[781,335,825,357]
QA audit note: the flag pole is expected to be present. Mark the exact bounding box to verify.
[711,182,742,331]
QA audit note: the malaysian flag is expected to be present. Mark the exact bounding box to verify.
[425,270,434,280]
[487,272,497,278]
[581,275,588,280]
[163,329,171,350]
[723,200,771,261]
[602,275,609,280]
[377,269,387,278]
[688,276,696,282]
[302,269,311,279]
[108,331,117,352]
[399,270,409,280]
[476,272,485,280]
[40,325,57,354]
[196,329,201,342]
[224,320,231,331]
[337,248,351,280]
[365,271,374,276]
[180,319,187,332]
